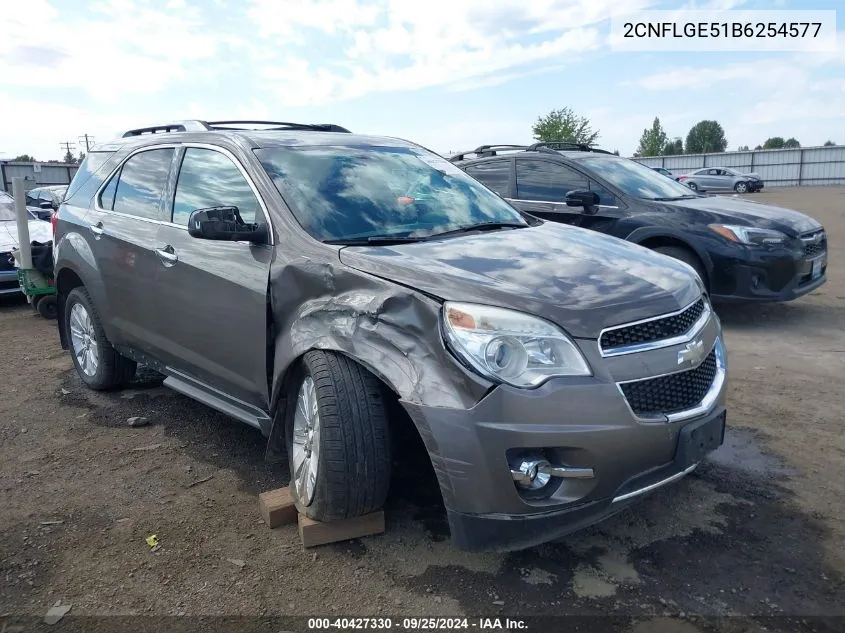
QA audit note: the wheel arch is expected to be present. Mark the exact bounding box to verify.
[626,228,713,291]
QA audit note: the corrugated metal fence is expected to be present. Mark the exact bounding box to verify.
[632,145,845,187]
[0,161,79,193]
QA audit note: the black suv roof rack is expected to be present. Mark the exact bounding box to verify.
[121,120,351,138]
[528,142,614,155]
[449,141,615,162]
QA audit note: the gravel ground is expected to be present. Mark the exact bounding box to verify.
[1,187,844,632]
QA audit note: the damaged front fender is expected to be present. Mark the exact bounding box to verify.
[264,255,491,462]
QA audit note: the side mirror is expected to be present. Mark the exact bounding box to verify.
[564,190,600,211]
[187,206,268,244]
[39,200,53,209]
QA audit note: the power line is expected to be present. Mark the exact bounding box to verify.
[60,140,76,156]
[78,134,95,152]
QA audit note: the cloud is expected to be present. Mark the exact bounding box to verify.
[0,0,220,98]
[248,0,656,107]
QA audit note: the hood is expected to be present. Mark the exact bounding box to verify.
[338,223,702,339]
[0,219,53,253]
[665,195,821,235]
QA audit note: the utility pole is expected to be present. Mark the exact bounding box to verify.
[60,140,76,164]
[78,134,95,152]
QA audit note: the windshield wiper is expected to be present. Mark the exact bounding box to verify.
[323,235,428,245]
[651,195,700,201]
[423,221,528,240]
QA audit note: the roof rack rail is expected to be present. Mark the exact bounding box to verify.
[121,120,210,137]
[206,120,351,133]
[528,142,614,155]
[449,144,529,162]
[121,120,352,138]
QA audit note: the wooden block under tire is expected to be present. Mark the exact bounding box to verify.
[298,510,385,548]
[258,487,298,528]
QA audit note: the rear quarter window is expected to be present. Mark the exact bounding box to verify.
[63,151,118,208]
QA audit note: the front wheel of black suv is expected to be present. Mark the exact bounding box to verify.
[65,287,137,390]
[284,350,391,522]
[654,246,707,289]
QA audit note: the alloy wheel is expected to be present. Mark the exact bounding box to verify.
[69,303,99,377]
[291,376,321,505]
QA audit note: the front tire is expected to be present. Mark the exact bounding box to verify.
[653,246,707,288]
[65,287,136,390]
[735,181,748,193]
[285,350,391,522]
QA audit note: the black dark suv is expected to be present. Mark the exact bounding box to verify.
[450,143,828,302]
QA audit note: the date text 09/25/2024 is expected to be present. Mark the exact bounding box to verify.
[308,617,528,630]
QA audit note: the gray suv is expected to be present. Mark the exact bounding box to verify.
[54,120,727,551]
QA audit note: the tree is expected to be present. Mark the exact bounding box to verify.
[762,137,785,149]
[635,117,668,157]
[784,137,800,149]
[663,138,684,155]
[737,145,750,152]
[532,107,600,145]
[63,150,75,164]
[754,144,763,150]
[612,149,620,156]
[685,120,728,154]
[824,140,836,146]
[12,154,36,162]
[77,152,86,164]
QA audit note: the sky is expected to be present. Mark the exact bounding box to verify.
[0,0,842,161]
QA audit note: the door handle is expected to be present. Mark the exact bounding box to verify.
[90,222,104,236]
[155,246,178,265]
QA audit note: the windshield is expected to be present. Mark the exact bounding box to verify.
[576,156,702,200]
[255,144,527,241]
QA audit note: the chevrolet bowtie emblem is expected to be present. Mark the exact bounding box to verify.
[678,339,705,366]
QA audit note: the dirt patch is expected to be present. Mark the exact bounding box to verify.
[1,187,844,631]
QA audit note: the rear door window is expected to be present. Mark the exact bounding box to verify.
[111,149,175,220]
[463,160,511,196]
[516,159,589,201]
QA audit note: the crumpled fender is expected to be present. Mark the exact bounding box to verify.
[263,256,490,461]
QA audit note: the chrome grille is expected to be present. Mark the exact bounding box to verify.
[619,348,718,416]
[801,230,827,258]
[600,298,706,353]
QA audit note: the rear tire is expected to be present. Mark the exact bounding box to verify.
[686,181,699,192]
[734,181,748,193]
[285,350,391,522]
[653,246,707,288]
[36,295,58,320]
[65,287,136,390]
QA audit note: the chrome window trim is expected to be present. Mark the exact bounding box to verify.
[598,296,710,358]
[616,336,726,425]
[92,142,275,245]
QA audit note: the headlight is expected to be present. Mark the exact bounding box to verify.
[709,224,788,246]
[442,302,591,388]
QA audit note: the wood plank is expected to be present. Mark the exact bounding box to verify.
[298,510,385,548]
[258,487,298,528]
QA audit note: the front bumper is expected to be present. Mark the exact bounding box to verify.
[448,409,725,552]
[710,238,827,302]
[401,331,728,551]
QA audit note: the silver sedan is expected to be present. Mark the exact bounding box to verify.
[680,168,764,194]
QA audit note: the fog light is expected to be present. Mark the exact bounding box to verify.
[512,459,552,490]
